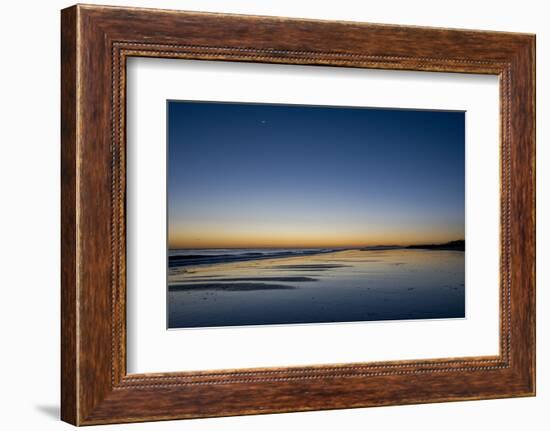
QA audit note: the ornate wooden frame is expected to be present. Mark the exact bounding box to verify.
[61,4,535,425]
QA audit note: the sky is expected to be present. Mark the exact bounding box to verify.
[167,101,465,249]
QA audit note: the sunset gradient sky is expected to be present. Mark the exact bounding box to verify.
[167,101,465,249]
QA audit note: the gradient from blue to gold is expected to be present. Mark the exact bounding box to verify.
[168,101,464,249]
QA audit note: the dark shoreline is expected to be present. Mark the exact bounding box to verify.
[168,248,348,268]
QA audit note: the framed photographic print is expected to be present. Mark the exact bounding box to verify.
[61,4,536,425]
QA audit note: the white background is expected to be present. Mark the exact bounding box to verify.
[0,0,547,430]
[127,59,500,373]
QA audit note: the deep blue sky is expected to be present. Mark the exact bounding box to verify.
[167,101,464,248]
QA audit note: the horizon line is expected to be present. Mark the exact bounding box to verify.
[168,239,465,250]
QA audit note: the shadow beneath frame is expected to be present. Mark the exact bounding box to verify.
[35,404,60,420]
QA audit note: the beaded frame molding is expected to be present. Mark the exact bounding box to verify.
[61,4,535,425]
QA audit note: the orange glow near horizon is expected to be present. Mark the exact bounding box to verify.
[168,223,464,249]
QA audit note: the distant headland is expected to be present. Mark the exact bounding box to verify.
[406,240,465,251]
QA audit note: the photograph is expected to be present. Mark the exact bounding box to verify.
[167,101,466,328]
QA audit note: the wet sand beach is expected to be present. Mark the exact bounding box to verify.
[168,248,465,329]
